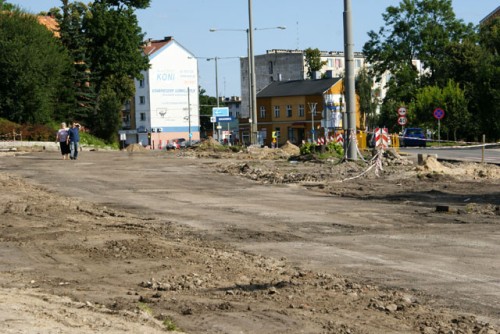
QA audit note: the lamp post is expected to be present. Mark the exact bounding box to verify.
[190,56,239,141]
[206,57,240,141]
[308,102,317,142]
[210,21,285,145]
[344,0,357,160]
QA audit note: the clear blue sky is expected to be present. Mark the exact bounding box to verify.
[10,0,498,98]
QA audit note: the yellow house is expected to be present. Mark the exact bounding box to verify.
[256,78,360,146]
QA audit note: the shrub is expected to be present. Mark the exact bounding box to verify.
[300,142,317,155]
[326,141,344,157]
[0,119,54,141]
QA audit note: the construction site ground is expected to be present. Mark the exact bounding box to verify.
[0,142,499,334]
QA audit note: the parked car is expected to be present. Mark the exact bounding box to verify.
[400,128,426,147]
[166,138,186,150]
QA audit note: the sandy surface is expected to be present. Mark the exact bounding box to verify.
[0,145,499,333]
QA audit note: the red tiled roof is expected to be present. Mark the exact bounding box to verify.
[143,37,173,56]
[37,15,60,38]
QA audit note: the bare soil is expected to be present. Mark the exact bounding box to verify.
[0,145,499,334]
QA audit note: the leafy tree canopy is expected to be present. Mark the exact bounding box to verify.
[304,48,327,79]
[363,0,474,89]
[0,10,73,124]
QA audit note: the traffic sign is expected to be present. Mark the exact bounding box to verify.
[212,107,229,117]
[397,116,407,126]
[216,116,234,123]
[397,107,407,116]
[210,116,216,123]
[433,108,445,120]
[374,128,389,149]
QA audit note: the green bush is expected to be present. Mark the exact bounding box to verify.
[326,141,344,157]
[300,142,317,155]
[80,132,119,149]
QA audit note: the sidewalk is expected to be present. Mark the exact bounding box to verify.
[0,141,59,151]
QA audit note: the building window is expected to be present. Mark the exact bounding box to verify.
[274,106,280,118]
[259,106,266,119]
[139,79,145,88]
[140,112,146,121]
[327,59,334,67]
[286,105,292,117]
[268,61,273,74]
[335,58,342,68]
[298,104,305,117]
[288,127,295,143]
[355,59,362,68]
[139,96,146,104]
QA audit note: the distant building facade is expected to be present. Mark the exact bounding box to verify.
[256,77,360,146]
[240,49,366,119]
[121,37,199,148]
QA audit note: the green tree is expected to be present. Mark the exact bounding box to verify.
[411,80,469,141]
[58,1,96,123]
[304,48,326,79]
[198,87,217,138]
[472,18,500,141]
[363,0,473,103]
[0,9,72,124]
[355,67,377,129]
[0,0,15,11]
[82,0,150,142]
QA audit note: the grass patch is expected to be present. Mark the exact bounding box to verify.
[163,318,178,331]
[137,302,153,316]
[80,132,119,150]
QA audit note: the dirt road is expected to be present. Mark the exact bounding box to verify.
[0,148,499,333]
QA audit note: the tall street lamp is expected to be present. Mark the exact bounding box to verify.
[191,56,241,141]
[210,21,285,145]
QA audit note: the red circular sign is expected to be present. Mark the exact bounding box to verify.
[397,116,407,126]
[433,108,445,120]
[397,107,407,116]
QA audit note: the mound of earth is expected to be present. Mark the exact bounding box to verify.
[125,143,148,152]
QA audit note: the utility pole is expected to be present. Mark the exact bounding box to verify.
[343,0,357,160]
[187,87,191,146]
[215,57,220,142]
[248,0,257,146]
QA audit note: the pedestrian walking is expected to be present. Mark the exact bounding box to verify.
[68,122,81,160]
[56,122,70,160]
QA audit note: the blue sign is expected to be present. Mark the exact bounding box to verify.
[433,108,445,120]
[216,116,234,123]
[212,107,229,117]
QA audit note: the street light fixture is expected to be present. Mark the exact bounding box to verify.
[192,56,241,141]
[209,23,285,145]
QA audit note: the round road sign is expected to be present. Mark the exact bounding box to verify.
[433,108,445,120]
[397,116,407,126]
[397,107,407,116]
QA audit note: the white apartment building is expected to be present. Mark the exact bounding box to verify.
[121,36,199,148]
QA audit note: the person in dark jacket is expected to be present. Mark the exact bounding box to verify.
[68,122,81,160]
